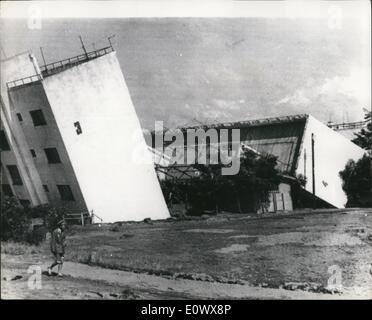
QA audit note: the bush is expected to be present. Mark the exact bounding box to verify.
[0,196,66,244]
[109,225,120,232]
[25,226,48,245]
[0,196,31,242]
[27,204,66,231]
[339,154,372,207]
[1,241,41,255]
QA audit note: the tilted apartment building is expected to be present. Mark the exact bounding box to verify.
[0,47,170,223]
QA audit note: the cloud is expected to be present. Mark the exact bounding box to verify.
[320,66,371,107]
[276,66,371,118]
[212,99,244,111]
[276,89,311,106]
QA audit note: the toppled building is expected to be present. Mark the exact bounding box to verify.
[1,47,170,223]
[150,114,366,211]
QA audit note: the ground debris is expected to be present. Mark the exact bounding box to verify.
[109,225,120,232]
[171,272,245,285]
[119,233,134,239]
[109,293,119,298]
[119,289,140,300]
[258,282,269,288]
[282,282,342,294]
[87,290,104,298]
[173,272,215,282]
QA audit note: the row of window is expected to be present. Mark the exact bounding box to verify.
[1,129,62,164]
[32,147,62,163]
[1,183,75,202]
[18,109,47,127]
[0,109,47,151]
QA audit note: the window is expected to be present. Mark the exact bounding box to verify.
[44,148,61,164]
[16,113,23,122]
[19,199,31,208]
[0,130,11,151]
[6,165,23,185]
[30,149,36,158]
[1,184,14,197]
[57,185,75,201]
[30,109,47,126]
[43,184,49,192]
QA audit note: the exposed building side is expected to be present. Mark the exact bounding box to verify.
[42,52,170,222]
[296,115,366,208]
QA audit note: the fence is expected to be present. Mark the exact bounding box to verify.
[64,210,103,226]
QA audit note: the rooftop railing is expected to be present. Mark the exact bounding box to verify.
[5,46,114,90]
[6,74,43,89]
[40,46,114,77]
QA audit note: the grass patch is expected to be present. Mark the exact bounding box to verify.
[1,241,44,256]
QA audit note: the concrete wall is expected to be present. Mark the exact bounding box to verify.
[42,52,170,222]
[1,53,48,205]
[7,82,87,212]
[296,115,366,208]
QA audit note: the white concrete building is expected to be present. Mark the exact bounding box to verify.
[1,47,170,223]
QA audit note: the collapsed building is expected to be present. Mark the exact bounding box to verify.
[149,114,366,212]
[0,47,170,223]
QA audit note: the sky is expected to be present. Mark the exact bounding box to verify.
[0,2,370,131]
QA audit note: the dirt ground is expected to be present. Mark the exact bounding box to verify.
[1,208,372,299]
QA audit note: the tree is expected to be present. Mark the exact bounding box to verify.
[161,148,281,215]
[352,110,371,152]
[339,154,372,207]
[233,148,280,212]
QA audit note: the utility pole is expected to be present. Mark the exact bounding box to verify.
[304,148,307,180]
[311,133,316,209]
[40,47,46,66]
[79,35,88,59]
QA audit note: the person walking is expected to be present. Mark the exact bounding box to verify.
[48,219,66,277]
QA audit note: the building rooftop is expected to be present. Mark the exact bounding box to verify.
[40,46,114,78]
[152,114,309,135]
[6,46,114,90]
[149,113,310,175]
